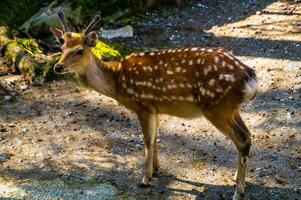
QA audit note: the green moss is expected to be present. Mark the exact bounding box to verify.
[71,32,132,60]
[92,40,121,60]
[15,38,41,55]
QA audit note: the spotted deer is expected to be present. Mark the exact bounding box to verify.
[50,13,258,200]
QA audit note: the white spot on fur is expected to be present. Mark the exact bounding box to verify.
[167,70,174,75]
[189,60,193,65]
[126,88,134,94]
[216,87,223,93]
[150,52,155,56]
[185,95,194,102]
[191,47,198,51]
[175,67,181,72]
[219,74,236,82]
[208,79,215,86]
[181,59,186,64]
[207,65,212,72]
[214,56,219,63]
[222,61,226,67]
[139,52,145,56]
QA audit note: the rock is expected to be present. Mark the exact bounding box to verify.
[100,25,133,39]
[20,128,28,134]
[20,84,29,91]
[0,152,12,162]
[8,123,15,127]
[19,2,83,39]
[4,95,12,101]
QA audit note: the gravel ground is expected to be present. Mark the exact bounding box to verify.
[0,0,300,199]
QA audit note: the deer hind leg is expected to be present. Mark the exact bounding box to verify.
[153,114,160,176]
[231,114,251,200]
[137,111,158,186]
[205,111,251,200]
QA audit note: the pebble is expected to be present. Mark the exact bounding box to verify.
[8,123,15,127]
[21,128,28,133]
[20,84,29,91]
[0,152,12,162]
[4,95,12,101]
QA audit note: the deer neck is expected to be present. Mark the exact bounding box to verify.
[80,53,119,99]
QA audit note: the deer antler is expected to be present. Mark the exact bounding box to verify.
[58,12,69,32]
[83,15,101,35]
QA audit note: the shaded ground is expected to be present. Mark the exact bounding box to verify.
[0,0,301,199]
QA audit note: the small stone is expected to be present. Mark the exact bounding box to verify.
[256,11,262,15]
[4,95,12,101]
[275,177,287,185]
[20,84,29,91]
[8,123,15,127]
[0,152,12,162]
[20,128,28,133]
[66,111,73,116]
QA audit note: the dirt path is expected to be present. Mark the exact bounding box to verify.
[0,0,300,199]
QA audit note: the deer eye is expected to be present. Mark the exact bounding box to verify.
[76,49,84,56]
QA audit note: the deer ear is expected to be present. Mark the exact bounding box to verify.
[85,31,98,47]
[50,28,64,44]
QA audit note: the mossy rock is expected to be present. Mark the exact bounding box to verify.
[19,2,83,39]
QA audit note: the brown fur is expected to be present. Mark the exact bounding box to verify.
[51,29,257,200]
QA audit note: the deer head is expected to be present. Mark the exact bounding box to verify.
[50,12,101,75]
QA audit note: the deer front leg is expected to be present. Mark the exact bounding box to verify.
[138,111,157,186]
[153,114,160,176]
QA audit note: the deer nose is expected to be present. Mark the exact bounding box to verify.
[54,63,64,73]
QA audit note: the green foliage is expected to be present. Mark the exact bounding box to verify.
[67,0,139,17]
[0,0,52,29]
[68,32,132,60]
[15,38,41,55]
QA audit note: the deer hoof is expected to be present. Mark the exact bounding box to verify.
[233,191,245,200]
[137,176,151,188]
